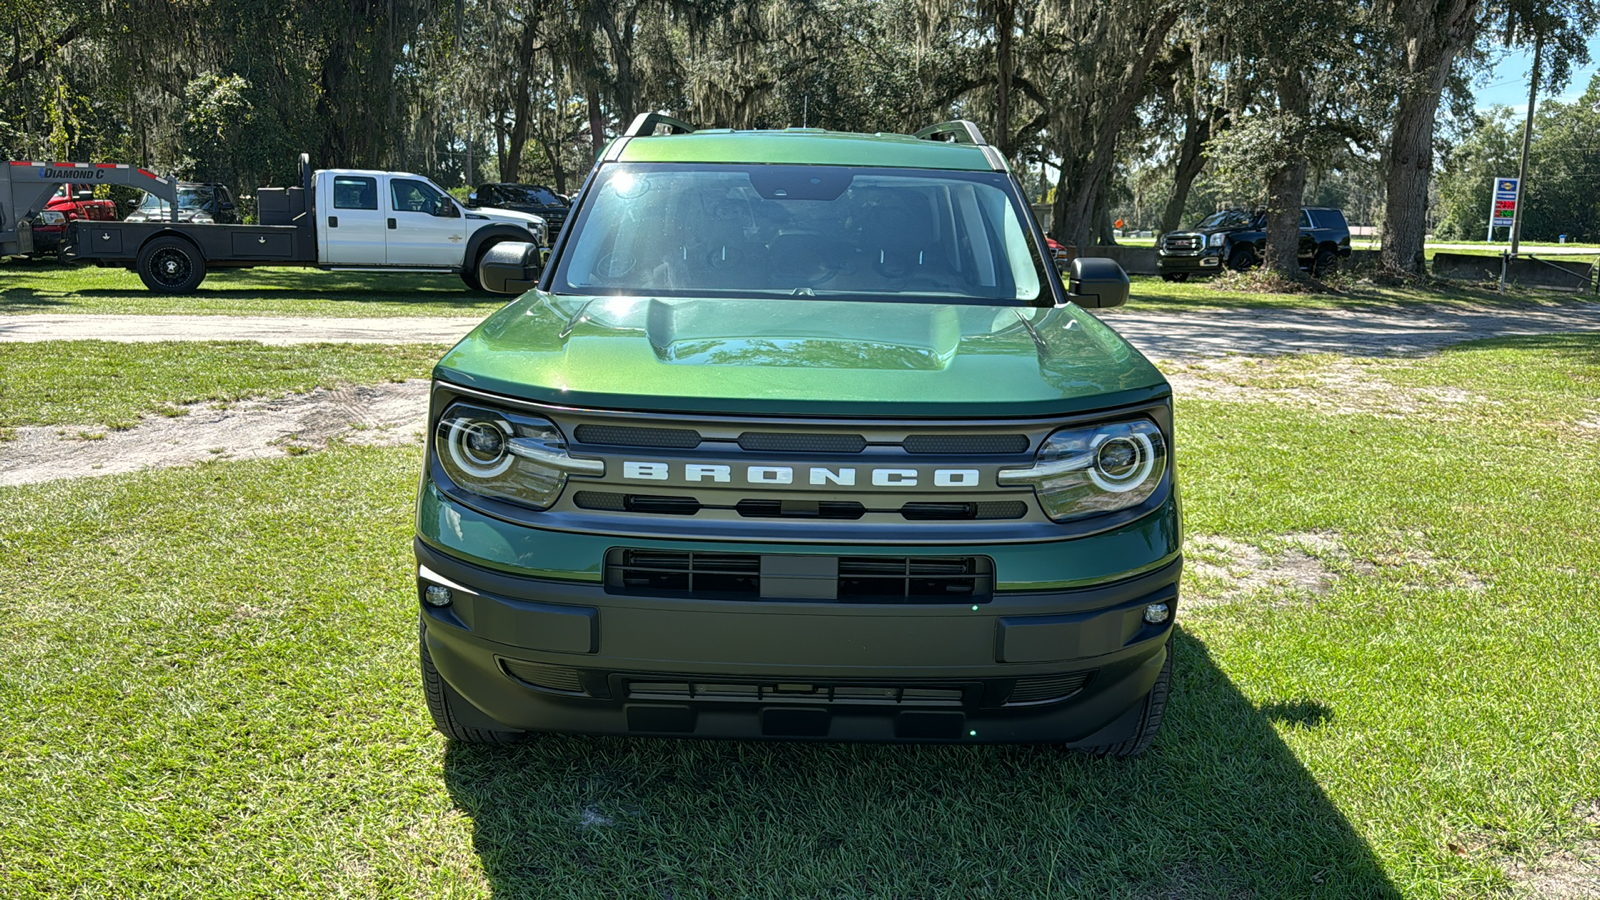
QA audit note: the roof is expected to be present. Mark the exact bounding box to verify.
[613,129,1000,172]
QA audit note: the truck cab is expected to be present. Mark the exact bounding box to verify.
[32,184,118,253]
[314,169,546,270]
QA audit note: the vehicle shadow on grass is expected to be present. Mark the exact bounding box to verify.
[443,630,1399,898]
[0,288,69,312]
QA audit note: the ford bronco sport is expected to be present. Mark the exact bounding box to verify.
[414,116,1182,755]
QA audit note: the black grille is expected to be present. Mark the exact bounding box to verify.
[736,499,866,519]
[837,556,993,602]
[738,432,867,453]
[574,424,701,448]
[903,434,1029,455]
[626,680,968,706]
[1008,672,1093,705]
[501,660,585,694]
[606,549,761,596]
[1162,235,1202,252]
[605,549,993,602]
[900,501,1027,521]
[574,492,701,515]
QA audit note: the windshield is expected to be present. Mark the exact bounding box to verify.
[553,163,1049,305]
[134,187,215,214]
[1196,209,1256,230]
[488,184,562,206]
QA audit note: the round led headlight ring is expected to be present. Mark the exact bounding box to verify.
[445,417,514,478]
[1089,432,1156,493]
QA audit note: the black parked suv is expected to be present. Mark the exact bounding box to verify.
[1157,207,1351,281]
[470,183,569,239]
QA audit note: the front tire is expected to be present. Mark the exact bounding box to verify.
[1312,248,1340,278]
[136,235,207,293]
[1083,645,1171,758]
[419,615,527,743]
[459,242,494,292]
[1226,246,1258,272]
[1160,273,1189,283]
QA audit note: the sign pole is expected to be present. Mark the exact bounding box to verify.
[1510,34,1542,261]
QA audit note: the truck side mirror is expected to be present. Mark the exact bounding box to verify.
[1065,257,1129,309]
[466,191,479,208]
[436,199,460,218]
[477,241,544,295]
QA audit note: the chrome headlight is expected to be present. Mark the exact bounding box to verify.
[434,403,602,509]
[1207,232,1226,248]
[998,420,1167,522]
[38,210,66,225]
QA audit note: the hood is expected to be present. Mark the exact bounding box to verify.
[435,292,1169,417]
[473,207,548,229]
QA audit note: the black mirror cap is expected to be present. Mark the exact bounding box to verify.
[1066,257,1130,309]
[478,241,544,295]
[466,192,479,208]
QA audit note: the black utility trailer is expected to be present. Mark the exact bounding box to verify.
[60,155,318,292]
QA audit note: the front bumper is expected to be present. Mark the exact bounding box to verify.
[1156,250,1223,273]
[29,226,63,253]
[415,534,1181,745]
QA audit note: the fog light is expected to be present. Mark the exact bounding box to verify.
[1143,602,1170,624]
[1200,257,1220,266]
[424,585,453,607]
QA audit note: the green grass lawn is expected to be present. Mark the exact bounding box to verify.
[0,259,507,318]
[0,341,444,431]
[1,334,1597,897]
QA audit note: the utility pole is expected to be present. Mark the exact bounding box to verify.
[1502,33,1542,291]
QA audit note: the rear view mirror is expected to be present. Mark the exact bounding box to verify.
[1065,257,1129,309]
[477,241,544,295]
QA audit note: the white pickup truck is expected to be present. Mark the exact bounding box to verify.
[46,154,547,294]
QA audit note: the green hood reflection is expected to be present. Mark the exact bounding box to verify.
[435,292,1169,417]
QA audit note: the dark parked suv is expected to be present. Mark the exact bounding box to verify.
[1157,207,1351,281]
[470,183,569,239]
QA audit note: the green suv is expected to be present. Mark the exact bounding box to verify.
[415,116,1181,755]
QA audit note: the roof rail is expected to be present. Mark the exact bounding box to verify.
[913,120,989,146]
[624,112,696,138]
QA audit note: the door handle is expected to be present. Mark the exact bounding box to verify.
[328,216,338,228]
[388,218,397,229]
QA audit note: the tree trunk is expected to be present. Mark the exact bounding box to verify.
[1379,91,1440,274]
[1052,7,1181,250]
[1263,68,1307,278]
[587,86,606,158]
[1160,107,1214,234]
[1378,0,1483,275]
[1263,159,1307,276]
[995,0,1014,158]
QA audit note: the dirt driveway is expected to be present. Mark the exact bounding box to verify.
[4,299,1598,486]
[4,300,1599,358]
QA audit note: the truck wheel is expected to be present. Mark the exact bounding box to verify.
[1083,645,1171,759]
[459,247,489,292]
[1312,248,1340,278]
[1160,273,1188,283]
[419,615,527,743]
[136,236,206,293]
[1226,247,1257,272]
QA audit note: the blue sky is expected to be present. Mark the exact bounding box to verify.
[1474,34,1600,109]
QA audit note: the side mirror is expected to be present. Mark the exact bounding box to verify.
[466,191,480,208]
[476,241,545,295]
[1065,257,1129,309]
[437,199,460,218]
[72,187,94,201]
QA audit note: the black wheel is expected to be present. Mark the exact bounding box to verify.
[136,235,206,293]
[1160,273,1189,283]
[1083,645,1171,758]
[419,615,527,743]
[1312,248,1339,278]
[1226,247,1257,272]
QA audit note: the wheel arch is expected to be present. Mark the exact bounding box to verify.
[465,224,537,270]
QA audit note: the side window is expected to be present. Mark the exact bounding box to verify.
[333,176,377,210]
[391,178,444,215]
[1300,209,1313,229]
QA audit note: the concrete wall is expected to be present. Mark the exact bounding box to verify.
[1432,252,1596,292]
[1075,244,1160,276]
